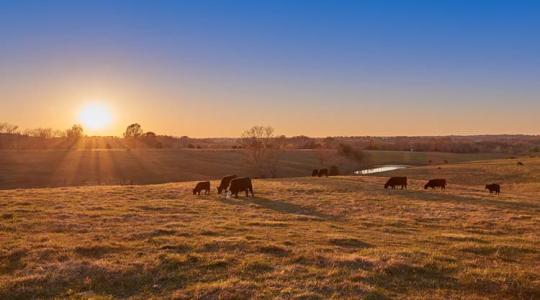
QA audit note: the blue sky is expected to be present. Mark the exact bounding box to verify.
[1,0,539,136]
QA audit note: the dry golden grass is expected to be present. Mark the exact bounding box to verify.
[1,158,539,299]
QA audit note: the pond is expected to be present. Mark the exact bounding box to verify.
[354,165,408,175]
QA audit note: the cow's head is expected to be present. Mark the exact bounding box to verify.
[217,186,223,194]
[192,188,197,195]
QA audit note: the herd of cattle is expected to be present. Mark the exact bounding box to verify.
[193,175,254,198]
[193,171,502,198]
[383,176,501,194]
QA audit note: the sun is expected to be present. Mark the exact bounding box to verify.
[77,102,113,131]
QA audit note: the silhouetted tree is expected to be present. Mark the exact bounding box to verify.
[66,124,84,140]
[241,126,283,177]
[329,165,340,176]
[124,123,143,138]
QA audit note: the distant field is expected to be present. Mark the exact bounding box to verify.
[1,158,539,299]
[0,149,508,189]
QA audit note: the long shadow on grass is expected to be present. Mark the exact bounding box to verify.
[221,196,336,221]
[396,189,540,212]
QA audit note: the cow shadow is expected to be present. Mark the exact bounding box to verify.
[403,190,540,212]
[220,196,336,221]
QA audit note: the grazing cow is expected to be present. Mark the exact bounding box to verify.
[312,169,319,177]
[424,179,446,190]
[318,168,328,177]
[217,175,237,194]
[193,181,210,195]
[229,177,254,198]
[485,183,501,195]
[517,162,524,166]
[384,177,407,189]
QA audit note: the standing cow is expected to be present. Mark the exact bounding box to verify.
[384,177,407,189]
[217,175,237,194]
[312,169,319,177]
[318,168,328,177]
[485,184,501,195]
[424,179,446,190]
[228,177,254,198]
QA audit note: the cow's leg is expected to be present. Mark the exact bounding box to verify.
[245,190,249,197]
[250,187,254,197]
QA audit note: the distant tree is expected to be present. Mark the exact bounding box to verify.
[0,122,19,134]
[27,128,54,139]
[337,143,364,166]
[314,148,331,166]
[143,131,158,148]
[123,123,143,138]
[329,165,340,176]
[53,129,66,138]
[241,126,283,177]
[66,124,84,140]
[123,123,143,148]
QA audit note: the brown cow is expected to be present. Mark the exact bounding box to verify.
[384,177,407,189]
[193,181,210,195]
[229,177,254,198]
[318,168,328,177]
[217,175,237,194]
[312,169,319,176]
[485,184,500,195]
[517,162,524,166]
[424,179,446,190]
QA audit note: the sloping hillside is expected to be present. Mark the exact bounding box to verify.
[0,149,507,189]
[1,158,539,299]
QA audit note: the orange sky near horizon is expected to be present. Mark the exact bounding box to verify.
[2,1,539,138]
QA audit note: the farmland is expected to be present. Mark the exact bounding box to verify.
[1,157,539,299]
[0,149,507,189]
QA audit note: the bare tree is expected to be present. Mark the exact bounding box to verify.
[240,126,283,177]
[26,128,54,139]
[0,122,19,134]
[66,124,84,140]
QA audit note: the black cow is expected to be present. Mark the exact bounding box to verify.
[217,175,237,194]
[318,168,328,177]
[229,177,254,198]
[485,184,501,195]
[384,177,407,189]
[517,162,524,166]
[193,181,210,195]
[312,169,319,177]
[424,179,446,190]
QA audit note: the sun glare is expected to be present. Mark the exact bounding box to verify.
[78,103,112,132]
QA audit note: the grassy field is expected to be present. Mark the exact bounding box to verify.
[0,149,507,189]
[1,158,539,299]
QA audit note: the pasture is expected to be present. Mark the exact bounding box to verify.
[1,158,539,299]
[0,149,507,189]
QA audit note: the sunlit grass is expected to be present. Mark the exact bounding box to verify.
[1,158,539,298]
